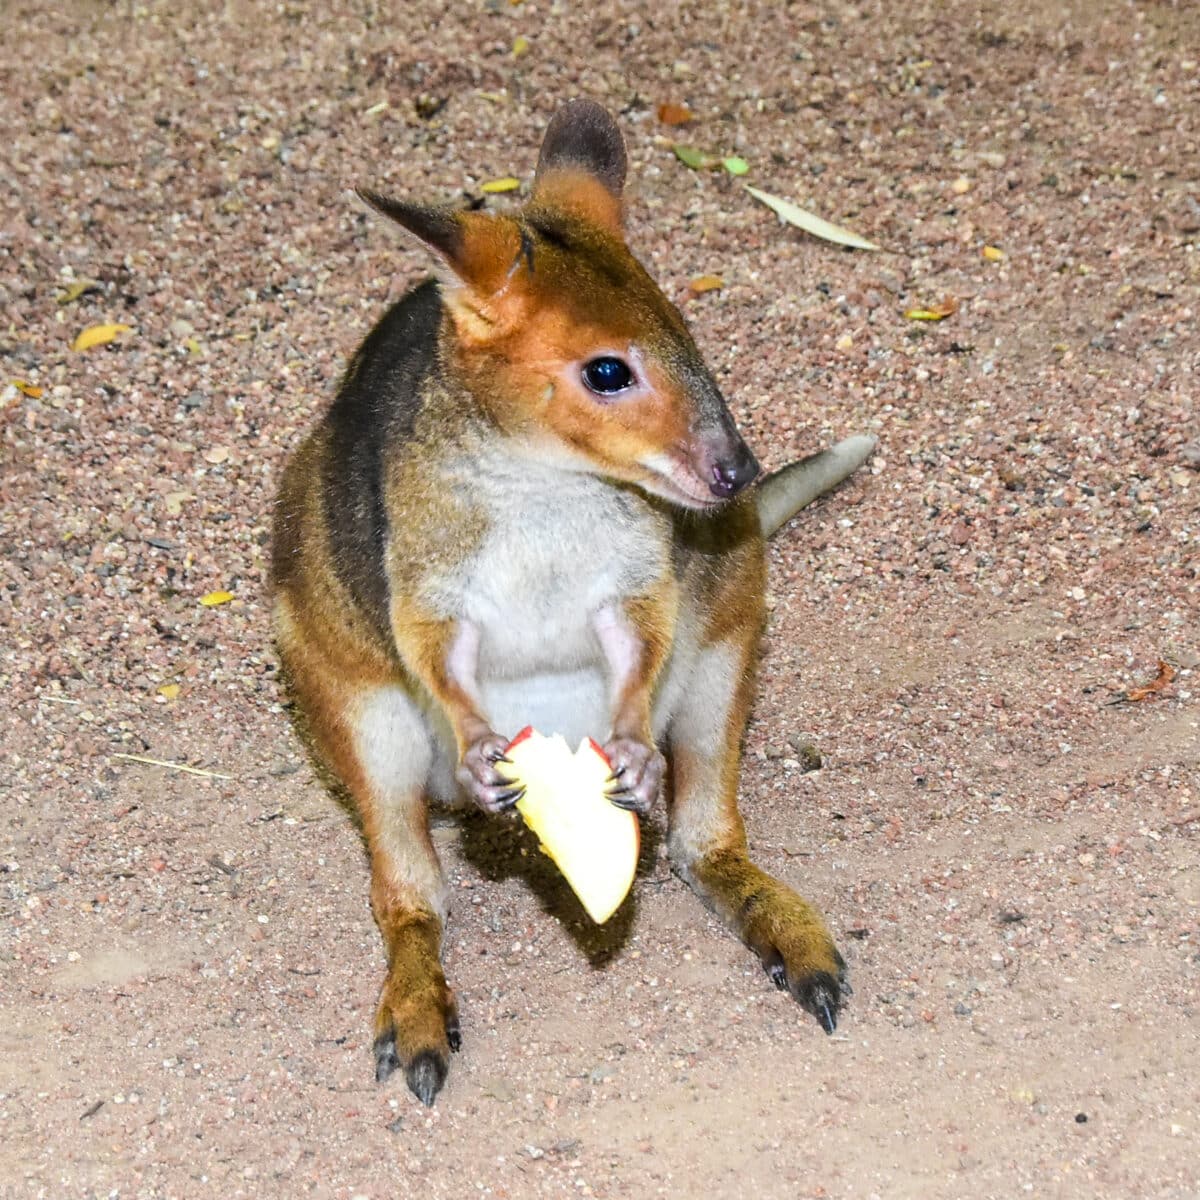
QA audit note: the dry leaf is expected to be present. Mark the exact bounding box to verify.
[673,145,711,170]
[57,279,100,306]
[164,490,194,516]
[480,176,521,194]
[903,298,959,322]
[11,380,43,398]
[157,683,181,701]
[742,184,879,251]
[721,156,750,177]
[203,446,230,465]
[1126,660,1175,703]
[183,337,202,355]
[71,323,132,352]
[689,275,724,294]
[982,245,1005,261]
[200,590,234,607]
[657,103,694,126]
[512,35,530,57]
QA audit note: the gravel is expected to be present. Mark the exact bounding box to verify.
[2,1,1197,1197]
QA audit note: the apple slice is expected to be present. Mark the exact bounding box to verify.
[501,727,639,924]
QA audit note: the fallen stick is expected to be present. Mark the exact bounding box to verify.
[111,752,232,780]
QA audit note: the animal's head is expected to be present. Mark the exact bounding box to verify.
[359,99,758,509]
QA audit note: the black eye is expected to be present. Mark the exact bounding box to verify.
[582,356,634,395]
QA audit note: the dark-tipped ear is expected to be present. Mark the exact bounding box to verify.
[357,188,464,264]
[534,100,627,199]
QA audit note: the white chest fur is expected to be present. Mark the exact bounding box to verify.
[447,455,669,680]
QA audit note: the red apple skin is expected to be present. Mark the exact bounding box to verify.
[585,736,612,769]
[506,726,536,753]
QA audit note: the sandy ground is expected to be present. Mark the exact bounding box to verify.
[2,1,1198,1197]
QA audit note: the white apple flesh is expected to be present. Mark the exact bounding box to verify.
[501,727,639,924]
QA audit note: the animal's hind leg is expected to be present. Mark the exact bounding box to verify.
[666,632,847,1032]
[280,619,458,1105]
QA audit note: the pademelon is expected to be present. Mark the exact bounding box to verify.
[501,727,639,924]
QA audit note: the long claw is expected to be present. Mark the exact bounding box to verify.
[487,750,513,765]
[374,1033,401,1083]
[494,786,525,809]
[818,1002,837,1034]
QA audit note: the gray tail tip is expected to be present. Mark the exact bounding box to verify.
[832,433,879,459]
[756,431,879,538]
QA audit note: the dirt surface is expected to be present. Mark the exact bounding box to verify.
[3,1,1199,1197]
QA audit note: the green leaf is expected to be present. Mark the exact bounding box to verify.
[721,156,750,176]
[743,184,879,251]
[673,145,709,170]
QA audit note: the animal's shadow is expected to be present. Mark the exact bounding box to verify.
[277,677,657,965]
[452,805,662,965]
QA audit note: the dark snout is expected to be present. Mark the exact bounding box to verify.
[675,358,760,499]
[708,438,760,498]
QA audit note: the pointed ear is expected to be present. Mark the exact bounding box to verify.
[357,189,465,264]
[357,189,529,343]
[358,189,524,291]
[531,100,627,233]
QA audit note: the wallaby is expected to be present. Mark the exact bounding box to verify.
[272,99,875,1106]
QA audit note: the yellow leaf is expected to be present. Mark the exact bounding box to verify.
[481,176,521,194]
[11,380,43,398]
[57,279,100,306]
[743,184,879,251]
[903,297,959,322]
[512,35,530,57]
[982,245,1005,261]
[689,274,724,294]
[71,323,132,352]
[200,590,234,607]
[157,683,181,701]
[183,337,202,354]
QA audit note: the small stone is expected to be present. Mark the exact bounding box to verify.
[786,734,823,772]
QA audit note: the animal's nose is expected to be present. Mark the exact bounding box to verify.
[709,443,760,498]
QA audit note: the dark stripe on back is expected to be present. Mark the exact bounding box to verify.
[321,278,443,634]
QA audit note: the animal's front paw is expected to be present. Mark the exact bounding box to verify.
[456,731,525,814]
[603,736,665,815]
[743,885,848,1033]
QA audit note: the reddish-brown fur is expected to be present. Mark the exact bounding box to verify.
[271,100,847,1107]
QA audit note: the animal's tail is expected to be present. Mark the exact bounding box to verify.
[756,434,877,537]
